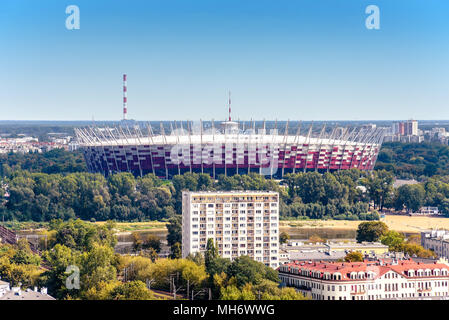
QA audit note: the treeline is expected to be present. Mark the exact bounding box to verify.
[375,142,449,179]
[1,168,389,222]
[0,124,76,142]
[0,149,86,175]
[281,169,391,220]
[388,177,449,214]
[2,171,176,222]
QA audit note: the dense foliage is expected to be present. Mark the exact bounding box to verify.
[0,219,308,300]
[282,169,387,220]
[375,142,449,179]
[0,149,86,175]
[355,221,435,258]
[1,171,175,222]
[3,142,449,221]
[0,220,154,300]
[356,221,389,243]
[390,177,449,214]
[380,230,436,259]
[1,169,386,222]
[0,239,43,287]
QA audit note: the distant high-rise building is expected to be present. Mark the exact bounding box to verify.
[391,120,418,137]
[405,120,418,136]
[182,190,280,268]
[399,122,405,135]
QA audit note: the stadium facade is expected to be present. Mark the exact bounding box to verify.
[75,120,385,179]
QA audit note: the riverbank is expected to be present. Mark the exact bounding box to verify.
[95,221,168,233]
[6,214,448,236]
[107,214,449,236]
[281,215,449,234]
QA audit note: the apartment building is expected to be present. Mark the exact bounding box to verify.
[391,120,418,136]
[182,191,280,268]
[279,259,449,300]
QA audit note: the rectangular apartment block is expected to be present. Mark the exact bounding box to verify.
[182,190,280,268]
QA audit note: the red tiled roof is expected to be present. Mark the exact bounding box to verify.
[279,259,449,281]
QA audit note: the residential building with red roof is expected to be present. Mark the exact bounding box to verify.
[278,258,449,300]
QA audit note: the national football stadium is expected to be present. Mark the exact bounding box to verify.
[75,120,385,179]
[76,75,385,179]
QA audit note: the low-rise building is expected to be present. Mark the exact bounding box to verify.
[280,240,389,263]
[279,249,290,265]
[0,280,10,296]
[279,258,449,300]
[0,282,55,300]
[326,241,389,255]
[421,230,449,259]
[288,250,346,262]
[411,207,441,216]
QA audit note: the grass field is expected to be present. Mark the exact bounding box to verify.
[96,221,168,232]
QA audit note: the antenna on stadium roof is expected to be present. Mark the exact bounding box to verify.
[228,91,231,121]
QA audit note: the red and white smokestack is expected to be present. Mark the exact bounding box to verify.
[228,91,231,122]
[123,74,127,120]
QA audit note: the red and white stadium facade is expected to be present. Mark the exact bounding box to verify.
[75,120,385,179]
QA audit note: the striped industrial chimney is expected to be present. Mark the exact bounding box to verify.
[123,74,127,120]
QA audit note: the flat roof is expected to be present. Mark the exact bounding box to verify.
[326,242,388,248]
[184,190,278,195]
[0,291,55,300]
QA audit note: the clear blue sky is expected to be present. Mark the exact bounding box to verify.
[1,0,448,121]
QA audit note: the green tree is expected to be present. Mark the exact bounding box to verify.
[41,244,78,299]
[380,231,405,251]
[109,280,154,300]
[170,242,182,259]
[142,235,161,253]
[205,238,218,272]
[186,252,205,266]
[11,239,41,266]
[279,232,290,244]
[226,256,279,288]
[356,221,388,243]
[108,172,136,198]
[78,244,117,296]
[344,251,364,262]
[361,170,394,211]
[167,215,182,248]
[395,184,426,213]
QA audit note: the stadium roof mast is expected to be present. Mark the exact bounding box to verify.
[228,90,231,121]
[221,90,238,133]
